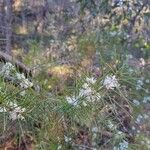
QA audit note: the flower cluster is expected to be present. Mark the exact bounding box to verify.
[145,79,150,83]
[16,73,33,89]
[0,62,33,91]
[113,140,129,150]
[135,113,149,124]
[64,135,72,143]
[0,107,6,112]
[139,58,146,67]
[136,78,144,90]
[143,96,150,103]
[0,102,25,120]
[9,102,25,120]
[66,96,78,106]
[103,75,119,90]
[66,77,99,106]
[85,77,96,84]
[107,120,117,131]
[0,62,15,76]
[79,77,97,102]
[132,99,140,106]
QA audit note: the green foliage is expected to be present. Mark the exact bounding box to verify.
[0,0,149,149]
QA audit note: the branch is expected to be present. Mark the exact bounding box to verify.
[0,51,32,77]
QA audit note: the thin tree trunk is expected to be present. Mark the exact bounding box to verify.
[21,1,28,34]
[0,0,4,29]
[0,0,5,51]
[35,0,48,34]
[5,0,13,54]
[21,10,27,33]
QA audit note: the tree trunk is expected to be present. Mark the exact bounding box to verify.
[0,0,4,29]
[21,10,27,33]
[5,0,13,54]
[0,0,5,51]
[21,0,28,34]
[35,0,49,34]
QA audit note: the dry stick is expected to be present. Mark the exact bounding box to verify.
[0,51,32,77]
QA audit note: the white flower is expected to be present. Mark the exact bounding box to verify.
[132,126,136,130]
[103,75,119,90]
[79,80,101,103]
[137,130,140,133]
[143,96,150,103]
[66,96,78,106]
[114,140,129,150]
[126,54,133,59]
[133,99,140,106]
[8,102,25,120]
[20,90,26,96]
[67,77,98,107]
[80,87,93,97]
[139,58,145,66]
[20,79,33,89]
[79,89,85,97]
[86,77,96,84]
[92,127,98,132]
[57,145,62,150]
[136,84,142,90]
[16,73,26,80]
[113,146,119,150]
[82,83,89,89]
[117,0,124,6]
[82,101,87,106]
[16,73,33,89]
[145,89,149,93]
[135,114,143,124]
[119,140,129,150]
[145,79,150,83]
[137,79,144,86]
[0,62,15,76]
[107,120,115,129]
[115,131,124,140]
[64,136,71,142]
[0,107,7,112]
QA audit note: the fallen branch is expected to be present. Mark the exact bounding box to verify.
[0,51,32,77]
